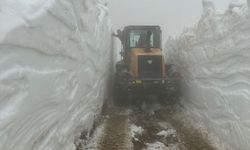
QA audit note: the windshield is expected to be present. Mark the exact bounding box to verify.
[129,30,157,48]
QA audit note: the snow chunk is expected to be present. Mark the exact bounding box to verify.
[144,142,166,150]
[157,129,177,138]
[130,124,144,141]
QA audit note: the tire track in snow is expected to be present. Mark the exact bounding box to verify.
[79,101,217,150]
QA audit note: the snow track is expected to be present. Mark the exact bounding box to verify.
[79,100,219,150]
[99,108,132,150]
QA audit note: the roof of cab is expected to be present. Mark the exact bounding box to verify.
[124,25,161,31]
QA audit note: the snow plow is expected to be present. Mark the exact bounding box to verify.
[113,25,180,105]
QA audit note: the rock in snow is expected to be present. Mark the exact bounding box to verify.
[166,1,250,150]
[0,0,113,150]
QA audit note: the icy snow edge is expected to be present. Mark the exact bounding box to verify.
[0,0,113,150]
[166,1,250,150]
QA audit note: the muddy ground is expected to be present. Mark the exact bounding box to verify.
[76,98,217,150]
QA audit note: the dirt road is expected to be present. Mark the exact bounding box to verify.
[77,99,216,150]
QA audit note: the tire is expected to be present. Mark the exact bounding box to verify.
[113,62,131,106]
[159,92,178,105]
[113,75,129,106]
[113,88,129,106]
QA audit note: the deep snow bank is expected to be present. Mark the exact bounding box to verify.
[166,1,250,149]
[0,0,112,149]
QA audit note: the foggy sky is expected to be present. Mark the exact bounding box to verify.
[108,0,233,37]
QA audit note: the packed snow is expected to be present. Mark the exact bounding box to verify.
[0,0,113,150]
[166,0,250,149]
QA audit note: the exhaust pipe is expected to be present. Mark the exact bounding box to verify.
[145,30,152,52]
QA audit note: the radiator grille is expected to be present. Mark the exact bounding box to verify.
[138,55,162,78]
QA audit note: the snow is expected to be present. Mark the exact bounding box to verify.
[166,1,250,149]
[157,129,176,138]
[130,124,144,141]
[144,142,166,150]
[144,142,179,150]
[144,142,167,150]
[0,0,112,150]
[77,124,105,150]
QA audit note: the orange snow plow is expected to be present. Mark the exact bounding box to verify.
[113,25,180,105]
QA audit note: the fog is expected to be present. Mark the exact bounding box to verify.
[108,0,232,37]
[0,0,250,150]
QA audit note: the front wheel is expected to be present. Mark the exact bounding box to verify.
[159,92,179,105]
[113,88,129,106]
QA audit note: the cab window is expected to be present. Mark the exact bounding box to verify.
[129,30,154,48]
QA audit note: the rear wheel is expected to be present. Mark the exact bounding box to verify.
[160,64,181,105]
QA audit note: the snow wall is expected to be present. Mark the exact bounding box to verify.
[166,1,250,149]
[0,0,113,150]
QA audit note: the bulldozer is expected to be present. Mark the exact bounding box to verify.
[113,25,180,105]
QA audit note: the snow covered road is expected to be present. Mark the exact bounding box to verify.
[1,0,249,149]
[77,99,220,150]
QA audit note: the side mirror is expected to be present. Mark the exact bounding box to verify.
[120,51,125,57]
[117,29,122,35]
